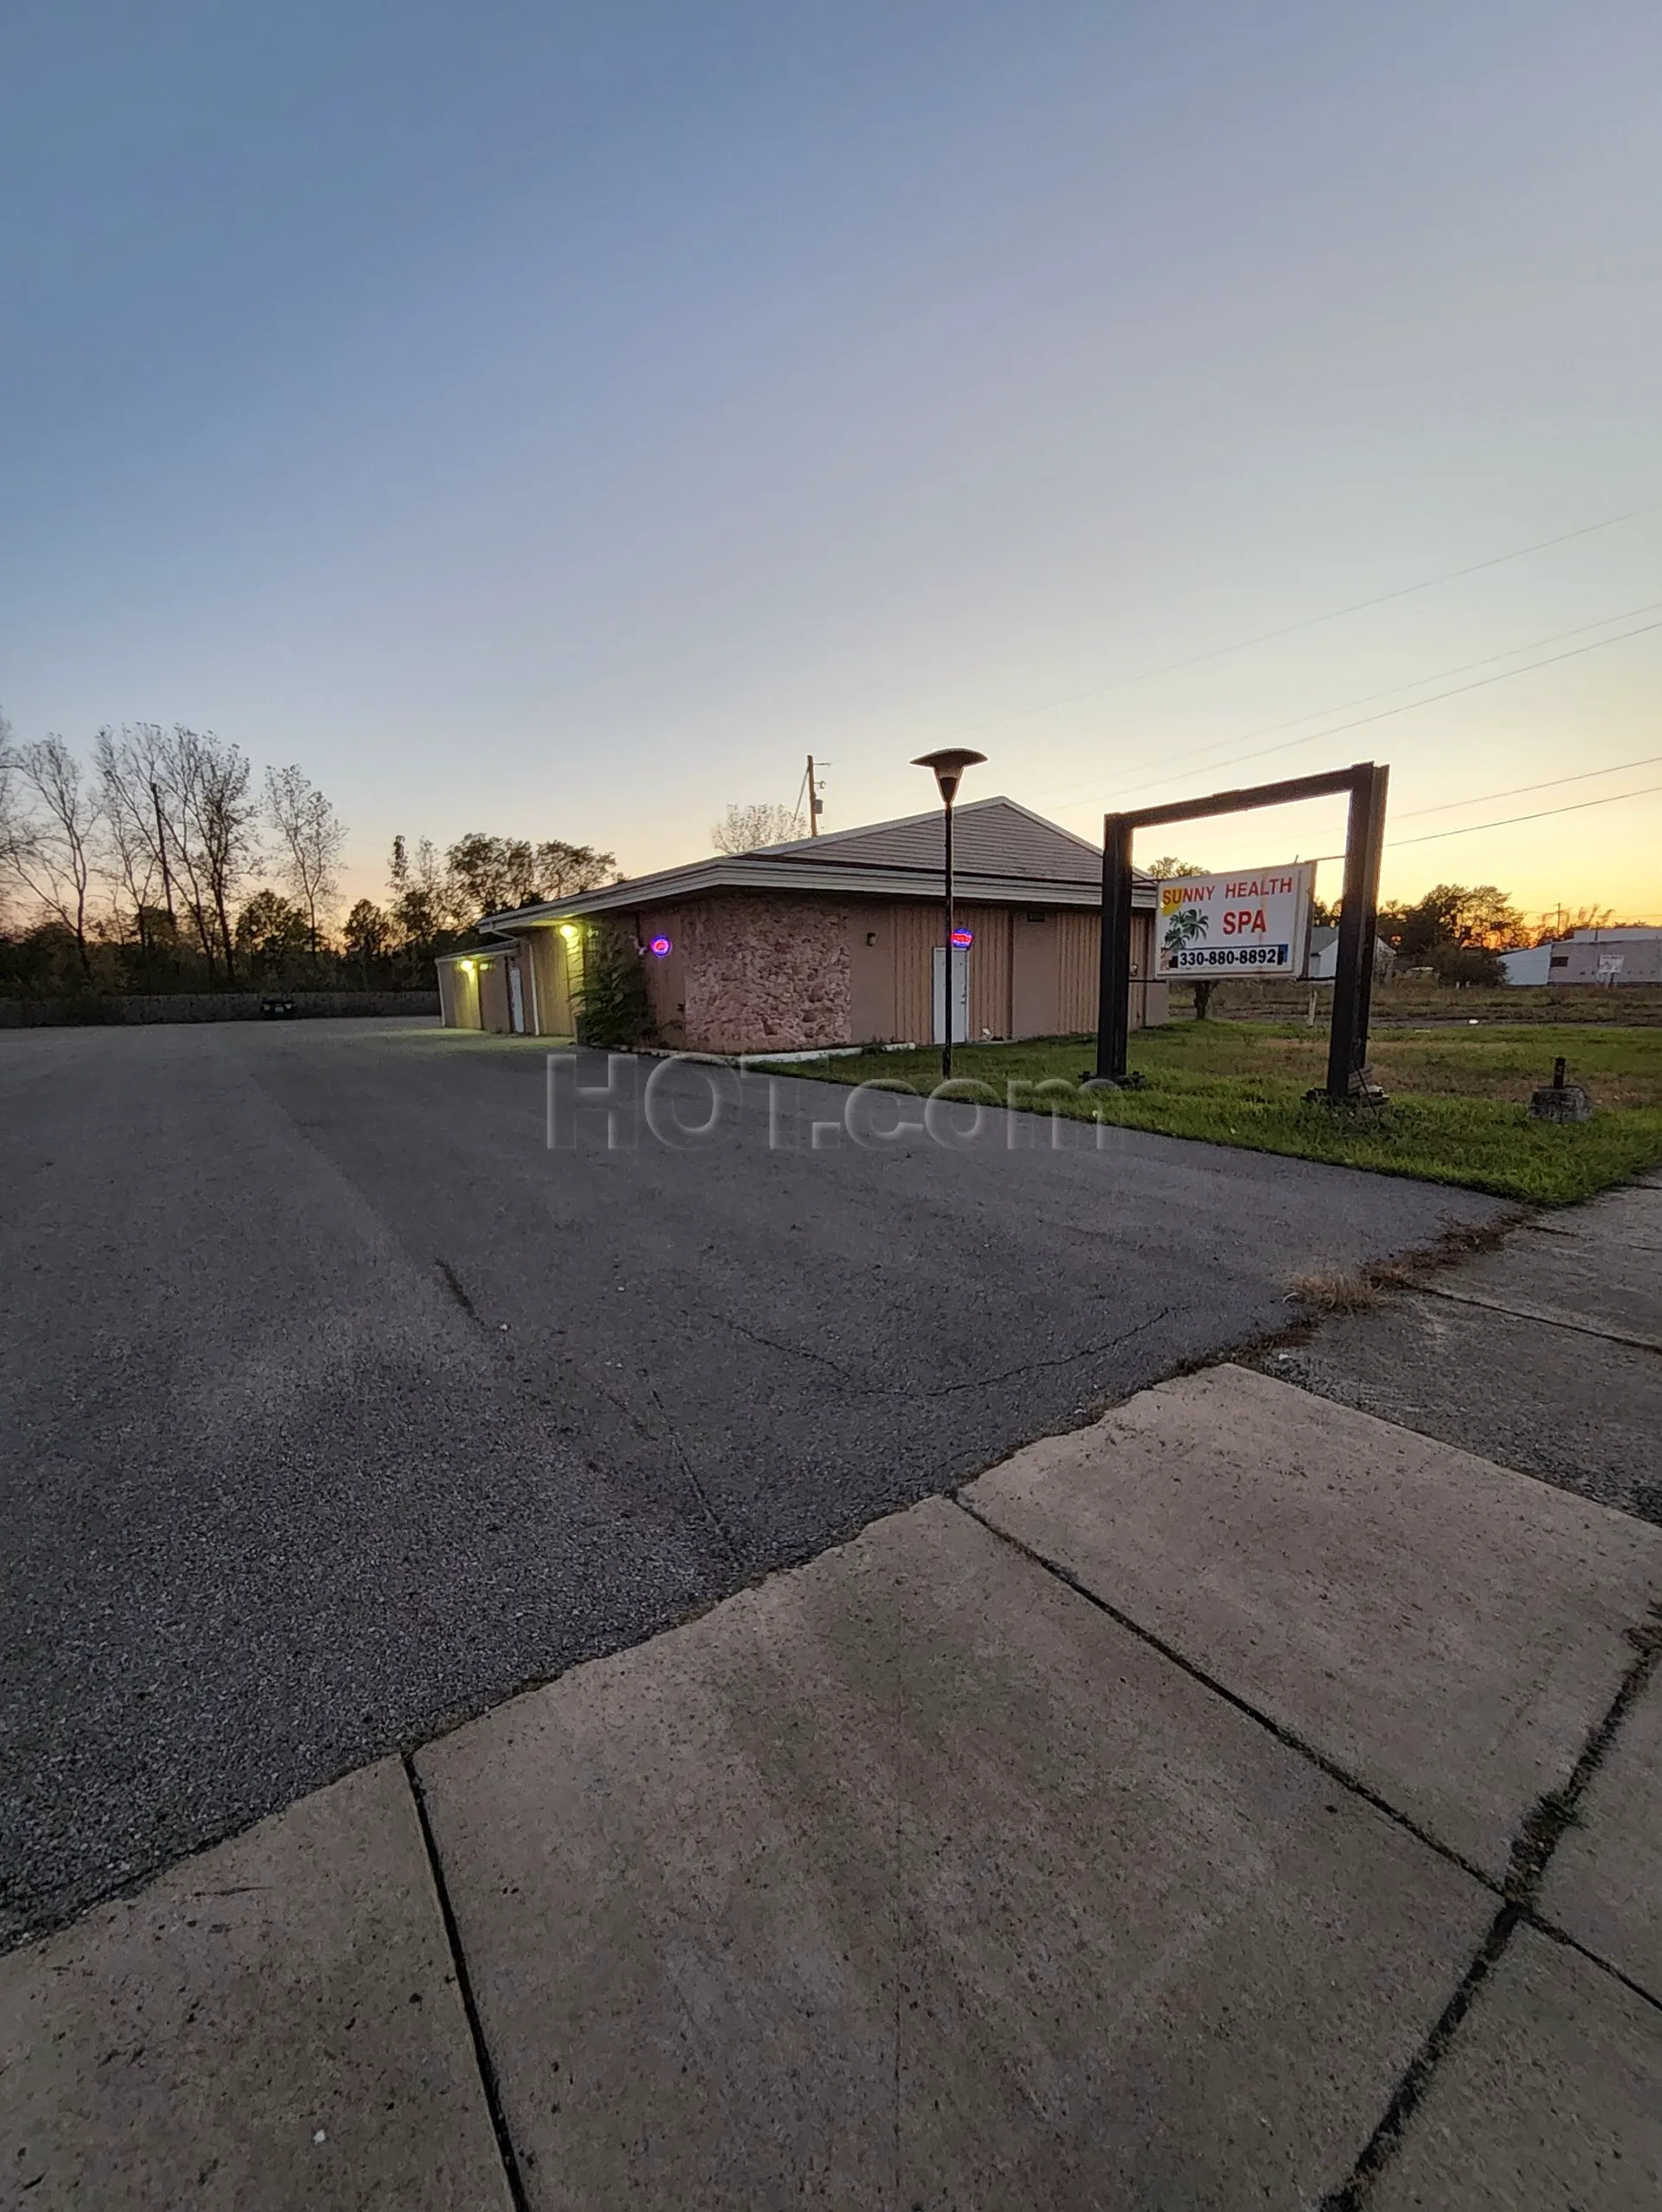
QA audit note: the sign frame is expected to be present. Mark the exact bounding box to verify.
[1092,760,1390,1106]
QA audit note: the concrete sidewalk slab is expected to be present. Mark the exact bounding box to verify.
[1422,1224,1662,1350]
[416,1495,1490,2211]
[0,1759,510,2212]
[1539,1665,1662,2002]
[1254,1294,1662,1523]
[1372,1929,1662,2209]
[1530,1183,1662,1253]
[964,1366,1662,1878]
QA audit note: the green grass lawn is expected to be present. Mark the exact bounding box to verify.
[751,1023,1662,1205]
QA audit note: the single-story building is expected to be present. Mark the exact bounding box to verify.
[1545,926,1662,986]
[1499,944,1552,986]
[436,796,1165,1053]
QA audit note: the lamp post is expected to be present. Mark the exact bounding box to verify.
[911,747,986,1081]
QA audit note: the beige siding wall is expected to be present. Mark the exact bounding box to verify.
[889,902,939,1045]
[958,904,1010,1040]
[634,913,689,1047]
[468,894,1165,1046]
[1010,912,1060,1036]
[478,958,512,1033]
[1055,909,1159,1033]
[519,926,574,1035]
[442,962,482,1029]
[1057,912,1098,1033]
[847,913,890,1041]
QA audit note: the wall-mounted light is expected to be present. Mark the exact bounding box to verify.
[648,935,672,958]
[558,923,581,943]
[460,959,475,973]
[951,927,975,949]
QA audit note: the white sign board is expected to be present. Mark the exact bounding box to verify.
[1597,953,1625,976]
[1156,862,1316,980]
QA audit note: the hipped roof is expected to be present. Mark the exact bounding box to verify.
[476,796,1152,933]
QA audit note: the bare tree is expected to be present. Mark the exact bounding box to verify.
[711,802,803,855]
[0,712,22,898]
[93,723,183,945]
[265,764,346,954]
[7,734,103,974]
[143,728,260,981]
[92,728,162,950]
[387,833,455,950]
[181,732,260,980]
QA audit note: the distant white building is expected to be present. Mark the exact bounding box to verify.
[1545,926,1662,986]
[1306,926,1392,982]
[1500,944,1552,985]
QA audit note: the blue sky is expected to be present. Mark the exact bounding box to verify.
[3,0,1659,921]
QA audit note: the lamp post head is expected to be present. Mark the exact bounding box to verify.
[911,747,987,807]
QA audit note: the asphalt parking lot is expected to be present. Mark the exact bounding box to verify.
[0,1017,1505,1946]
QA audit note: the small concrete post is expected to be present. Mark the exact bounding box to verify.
[1529,1057,1591,1123]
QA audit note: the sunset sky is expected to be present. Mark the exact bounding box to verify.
[3,1,1659,926]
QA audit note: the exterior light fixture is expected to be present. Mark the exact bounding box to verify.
[648,935,672,958]
[910,747,986,1080]
[558,923,581,943]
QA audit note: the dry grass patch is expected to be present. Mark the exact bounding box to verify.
[1285,1266,1380,1315]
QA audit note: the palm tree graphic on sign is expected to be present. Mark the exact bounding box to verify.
[1162,905,1207,958]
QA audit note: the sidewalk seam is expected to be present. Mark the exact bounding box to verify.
[401,1753,532,2212]
[1316,1904,1521,2212]
[1321,1607,1662,2208]
[950,1493,1496,1893]
[1529,1915,1662,2018]
[1406,1279,1662,1357]
[952,1497,1662,2204]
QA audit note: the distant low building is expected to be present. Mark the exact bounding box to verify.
[1500,944,1552,986]
[1545,927,1662,986]
[1306,926,1392,982]
[1308,926,1339,980]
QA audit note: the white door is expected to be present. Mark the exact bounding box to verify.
[507,963,526,1034]
[932,945,970,1045]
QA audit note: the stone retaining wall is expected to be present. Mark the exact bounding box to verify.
[0,991,440,1028]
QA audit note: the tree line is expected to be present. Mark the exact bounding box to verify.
[1373,884,1643,983]
[0,713,614,996]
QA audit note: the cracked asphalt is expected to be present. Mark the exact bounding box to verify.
[1,1018,1506,1945]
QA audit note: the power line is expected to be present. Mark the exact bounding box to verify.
[1385,782,1662,849]
[1391,751,1662,822]
[1085,613,1662,815]
[903,498,1662,749]
[1149,764,1662,877]
[1031,598,1662,809]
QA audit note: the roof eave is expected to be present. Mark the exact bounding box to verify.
[481,859,1153,931]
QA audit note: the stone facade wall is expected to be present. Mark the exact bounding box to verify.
[672,892,853,1054]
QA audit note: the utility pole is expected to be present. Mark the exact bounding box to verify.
[806,755,823,835]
